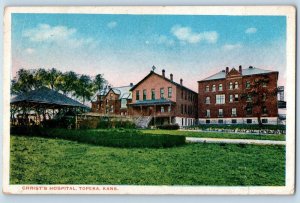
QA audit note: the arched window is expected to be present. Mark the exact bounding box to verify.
[212,85,216,92]
[229,82,233,90]
[234,81,239,89]
[205,97,210,104]
[218,84,223,91]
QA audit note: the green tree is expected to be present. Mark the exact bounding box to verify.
[74,74,95,104]
[11,69,38,94]
[93,74,107,93]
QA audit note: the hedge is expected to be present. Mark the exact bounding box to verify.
[187,124,286,131]
[157,124,180,130]
[10,127,185,148]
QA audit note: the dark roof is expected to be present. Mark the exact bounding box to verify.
[199,67,278,82]
[130,71,197,94]
[129,99,175,106]
[11,87,88,108]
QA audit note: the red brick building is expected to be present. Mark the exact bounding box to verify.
[130,68,198,127]
[198,66,279,125]
[91,84,133,116]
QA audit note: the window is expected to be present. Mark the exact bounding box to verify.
[150,89,155,100]
[206,109,210,117]
[218,109,223,117]
[246,119,252,124]
[185,105,187,114]
[218,119,223,124]
[168,87,172,98]
[229,95,233,103]
[247,95,252,102]
[136,91,140,101]
[232,108,237,116]
[161,106,165,113]
[205,85,210,92]
[246,107,252,115]
[205,97,210,104]
[229,82,233,90]
[168,106,171,112]
[234,81,239,89]
[143,89,147,100]
[234,94,239,102]
[216,94,225,104]
[160,88,164,99]
[232,119,237,124]
[110,105,114,113]
[181,90,183,99]
[262,106,268,114]
[206,120,210,124]
[262,93,266,101]
[262,119,268,124]
[121,99,127,109]
[246,81,251,89]
[262,82,267,87]
[218,84,223,91]
[181,104,183,114]
[212,85,216,92]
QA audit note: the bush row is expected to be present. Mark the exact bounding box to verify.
[10,127,185,148]
[79,120,136,129]
[156,124,180,130]
[186,124,286,131]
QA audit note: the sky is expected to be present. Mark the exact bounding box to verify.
[12,14,286,91]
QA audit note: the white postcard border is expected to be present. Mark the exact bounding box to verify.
[2,6,296,195]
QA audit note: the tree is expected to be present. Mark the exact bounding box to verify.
[11,69,38,94]
[74,74,95,104]
[240,74,277,126]
[93,74,107,93]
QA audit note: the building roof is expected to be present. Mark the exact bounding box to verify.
[129,99,175,106]
[111,85,133,99]
[11,86,88,108]
[199,67,277,82]
[130,70,197,94]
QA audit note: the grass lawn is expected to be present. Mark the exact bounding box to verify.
[10,135,285,186]
[141,129,285,141]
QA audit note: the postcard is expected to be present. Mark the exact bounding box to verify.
[2,6,296,195]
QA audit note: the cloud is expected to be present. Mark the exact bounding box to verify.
[171,25,218,44]
[157,35,175,46]
[245,27,257,34]
[23,24,76,42]
[23,24,96,48]
[107,21,117,29]
[25,48,35,54]
[222,43,242,50]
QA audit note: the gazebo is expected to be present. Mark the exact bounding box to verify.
[10,87,89,126]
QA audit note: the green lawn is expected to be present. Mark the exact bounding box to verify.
[10,135,285,186]
[141,129,285,141]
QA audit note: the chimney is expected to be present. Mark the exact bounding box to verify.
[162,69,165,77]
[226,67,229,74]
[130,83,133,87]
[170,73,173,81]
[239,65,242,74]
[180,78,183,86]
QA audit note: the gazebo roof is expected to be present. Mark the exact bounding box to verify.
[11,87,88,109]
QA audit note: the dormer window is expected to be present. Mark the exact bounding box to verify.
[218,84,223,91]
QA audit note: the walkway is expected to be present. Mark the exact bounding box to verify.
[186,137,286,146]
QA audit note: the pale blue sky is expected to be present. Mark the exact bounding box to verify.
[12,14,286,91]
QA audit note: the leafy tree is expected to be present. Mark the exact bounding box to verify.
[93,74,107,93]
[74,74,95,104]
[241,74,277,126]
[11,69,38,94]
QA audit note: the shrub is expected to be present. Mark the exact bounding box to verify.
[10,127,185,148]
[157,124,179,130]
[194,124,285,131]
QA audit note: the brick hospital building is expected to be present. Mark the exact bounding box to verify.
[198,66,279,125]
